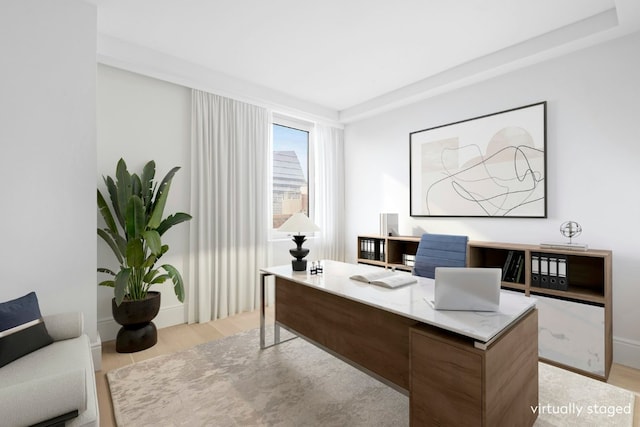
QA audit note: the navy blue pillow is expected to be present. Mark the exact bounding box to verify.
[0,292,53,367]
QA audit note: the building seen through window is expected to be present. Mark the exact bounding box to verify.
[272,123,309,229]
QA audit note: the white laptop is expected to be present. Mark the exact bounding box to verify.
[432,267,501,311]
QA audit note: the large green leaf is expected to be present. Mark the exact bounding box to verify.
[97,189,118,234]
[114,268,131,306]
[141,161,155,213]
[97,228,123,264]
[110,231,128,258]
[115,159,132,226]
[144,244,167,270]
[142,230,162,256]
[148,180,171,229]
[142,254,157,269]
[161,264,185,302]
[156,212,192,236]
[105,176,124,229]
[126,238,145,268]
[98,280,115,288]
[145,246,168,270]
[131,173,142,198]
[125,195,145,239]
[97,268,116,276]
[143,269,159,283]
[155,166,180,201]
[149,167,180,225]
[150,274,170,284]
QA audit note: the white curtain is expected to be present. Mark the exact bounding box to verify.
[188,90,270,323]
[313,124,345,261]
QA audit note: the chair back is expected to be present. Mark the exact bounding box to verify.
[413,233,468,279]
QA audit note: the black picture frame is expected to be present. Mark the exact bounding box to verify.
[409,102,547,218]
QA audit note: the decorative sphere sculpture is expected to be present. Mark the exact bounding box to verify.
[560,221,582,243]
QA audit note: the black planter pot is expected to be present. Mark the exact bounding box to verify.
[112,291,161,353]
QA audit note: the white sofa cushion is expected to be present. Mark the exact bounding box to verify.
[0,327,97,426]
[44,311,83,341]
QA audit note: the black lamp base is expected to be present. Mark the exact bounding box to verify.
[291,259,307,271]
[289,235,310,271]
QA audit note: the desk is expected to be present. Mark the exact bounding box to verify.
[260,260,538,426]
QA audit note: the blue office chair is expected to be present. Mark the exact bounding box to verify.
[413,233,469,279]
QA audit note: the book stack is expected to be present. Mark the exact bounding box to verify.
[402,254,415,268]
[531,252,568,291]
[502,251,525,283]
[360,238,385,262]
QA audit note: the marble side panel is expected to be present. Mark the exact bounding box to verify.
[535,294,605,376]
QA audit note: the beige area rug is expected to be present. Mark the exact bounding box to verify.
[108,329,635,426]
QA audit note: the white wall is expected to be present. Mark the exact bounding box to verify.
[0,0,98,348]
[344,31,640,368]
[97,64,191,340]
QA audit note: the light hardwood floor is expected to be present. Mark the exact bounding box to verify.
[97,311,640,426]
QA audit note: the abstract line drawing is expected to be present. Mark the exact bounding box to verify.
[410,102,546,217]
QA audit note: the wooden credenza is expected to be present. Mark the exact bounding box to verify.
[467,241,612,380]
[357,235,613,380]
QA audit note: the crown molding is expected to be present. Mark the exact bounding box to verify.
[339,7,637,123]
[97,34,342,127]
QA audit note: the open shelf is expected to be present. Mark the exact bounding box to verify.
[357,235,420,270]
[387,237,419,269]
[467,246,527,285]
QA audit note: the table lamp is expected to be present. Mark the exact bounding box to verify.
[279,213,320,271]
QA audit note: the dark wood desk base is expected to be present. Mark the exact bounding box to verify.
[276,277,415,391]
[274,277,538,426]
[410,310,538,426]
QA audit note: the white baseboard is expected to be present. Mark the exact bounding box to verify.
[91,335,102,372]
[614,336,640,370]
[97,304,187,343]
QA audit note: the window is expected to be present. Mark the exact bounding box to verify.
[272,121,310,230]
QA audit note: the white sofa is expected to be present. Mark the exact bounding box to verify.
[0,312,98,426]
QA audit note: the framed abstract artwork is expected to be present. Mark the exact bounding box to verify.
[410,102,547,218]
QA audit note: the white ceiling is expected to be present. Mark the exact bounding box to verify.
[89,0,640,121]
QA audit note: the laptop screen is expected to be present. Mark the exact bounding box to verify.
[433,267,501,311]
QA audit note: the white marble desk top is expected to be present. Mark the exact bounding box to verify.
[261,260,536,343]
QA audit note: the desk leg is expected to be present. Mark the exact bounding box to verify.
[260,273,296,349]
[260,272,270,349]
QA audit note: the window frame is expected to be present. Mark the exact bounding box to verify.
[270,114,315,241]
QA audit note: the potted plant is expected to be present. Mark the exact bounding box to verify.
[97,158,191,352]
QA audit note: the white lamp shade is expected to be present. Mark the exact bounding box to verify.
[279,213,320,234]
